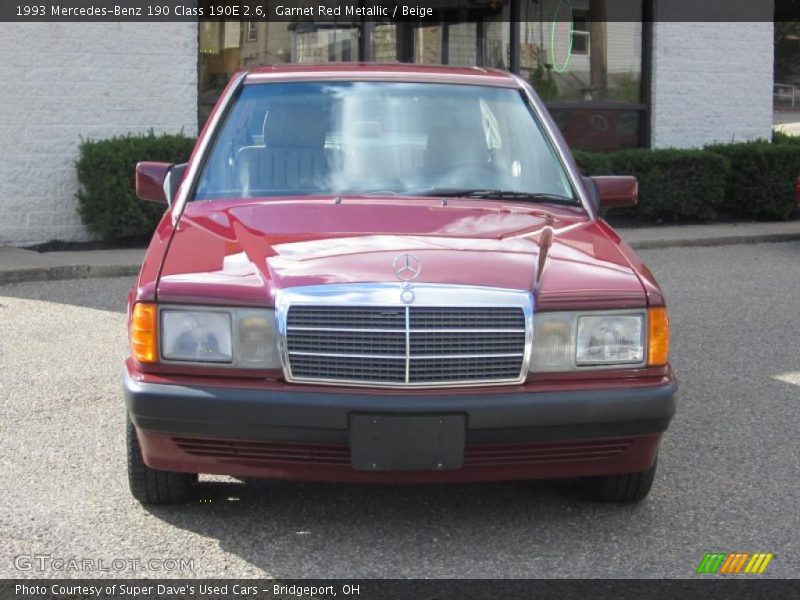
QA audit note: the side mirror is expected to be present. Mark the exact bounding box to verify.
[795,176,800,207]
[590,176,638,209]
[135,162,172,205]
[135,162,188,206]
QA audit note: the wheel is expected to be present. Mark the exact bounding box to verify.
[580,458,657,503]
[127,417,196,505]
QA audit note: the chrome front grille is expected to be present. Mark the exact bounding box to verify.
[277,284,533,387]
[286,306,406,330]
[410,330,526,355]
[409,306,526,329]
[289,353,407,383]
[286,328,407,355]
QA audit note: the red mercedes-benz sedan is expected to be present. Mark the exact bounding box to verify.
[125,64,676,504]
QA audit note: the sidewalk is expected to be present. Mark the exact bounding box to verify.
[1,221,799,285]
[616,220,800,249]
[0,247,144,285]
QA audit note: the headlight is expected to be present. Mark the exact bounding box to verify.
[576,315,643,365]
[236,311,280,366]
[530,313,576,372]
[158,306,280,369]
[162,310,233,362]
[531,310,651,373]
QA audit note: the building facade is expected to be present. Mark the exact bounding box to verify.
[0,0,774,245]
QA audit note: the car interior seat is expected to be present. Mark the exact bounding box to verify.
[238,103,330,195]
[424,122,491,180]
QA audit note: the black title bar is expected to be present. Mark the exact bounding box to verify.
[0,0,793,23]
[3,579,800,600]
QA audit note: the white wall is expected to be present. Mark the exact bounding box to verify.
[0,12,778,244]
[0,23,197,245]
[650,9,774,148]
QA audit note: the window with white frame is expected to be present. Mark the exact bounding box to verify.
[572,10,590,55]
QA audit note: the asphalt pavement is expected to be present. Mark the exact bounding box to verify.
[1,243,798,578]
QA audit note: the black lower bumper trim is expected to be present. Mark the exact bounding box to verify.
[125,369,676,444]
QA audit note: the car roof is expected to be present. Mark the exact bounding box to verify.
[244,63,521,88]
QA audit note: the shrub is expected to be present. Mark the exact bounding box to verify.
[610,149,729,222]
[76,131,196,241]
[772,129,800,149]
[573,148,730,222]
[572,150,613,176]
[772,129,800,145]
[706,141,800,220]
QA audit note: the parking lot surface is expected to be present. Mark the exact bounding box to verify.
[1,242,798,578]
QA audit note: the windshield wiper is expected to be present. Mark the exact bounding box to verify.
[414,189,576,204]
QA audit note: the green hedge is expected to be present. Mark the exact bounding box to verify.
[613,149,728,222]
[706,141,800,220]
[772,129,800,145]
[74,131,799,240]
[76,132,196,241]
[575,138,800,223]
[575,148,730,222]
[572,150,613,176]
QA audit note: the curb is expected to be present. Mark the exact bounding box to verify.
[0,264,140,286]
[1,232,799,286]
[627,232,800,250]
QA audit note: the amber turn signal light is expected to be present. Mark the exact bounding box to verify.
[131,303,158,363]
[647,307,669,366]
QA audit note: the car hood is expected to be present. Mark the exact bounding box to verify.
[157,197,647,310]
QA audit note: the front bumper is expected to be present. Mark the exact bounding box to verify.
[125,367,677,483]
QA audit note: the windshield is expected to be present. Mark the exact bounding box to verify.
[193,81,576,203]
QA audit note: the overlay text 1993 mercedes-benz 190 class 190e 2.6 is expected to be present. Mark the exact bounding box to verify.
[125,64,676,505]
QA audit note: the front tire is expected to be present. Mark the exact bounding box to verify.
[127,418,196,505]
[580,458,657,503]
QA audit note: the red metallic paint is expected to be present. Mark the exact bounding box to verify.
[129,71,247,315]
[129,66,671,374]
[595,219,666,307]
[156,197,650,313]
[126,358,671,395]
[137,429,661,484]
[134,162,171,205]
[796,176,800,207]
[132,65,669,313]
[128,66,673,485]
[592,176,639,209]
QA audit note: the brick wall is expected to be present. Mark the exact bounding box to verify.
[650,14,774,148]
[0,22,197,245]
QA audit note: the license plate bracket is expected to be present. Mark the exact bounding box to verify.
[349,414,466,471]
